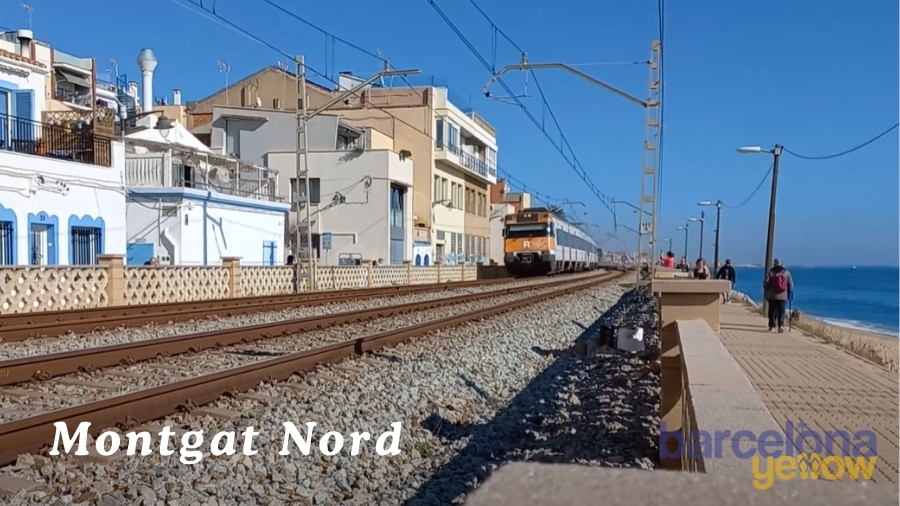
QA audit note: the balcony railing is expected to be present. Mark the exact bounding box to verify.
[0,113,112,167]
[434,140,496,178]
[55,86,92,108]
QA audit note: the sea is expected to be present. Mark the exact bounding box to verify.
[732,266,899,338]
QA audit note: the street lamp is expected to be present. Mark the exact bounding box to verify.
[688,212,706,260]
[676,224,689,262]
[698,200,723,272]
[663,237,673,253]
[737,144,783,314]
[155,114,174,139]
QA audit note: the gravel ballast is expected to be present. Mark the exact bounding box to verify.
[0,273,601,361]
[0,280,661,506]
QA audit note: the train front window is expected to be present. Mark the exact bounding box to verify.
[505,223,553,238]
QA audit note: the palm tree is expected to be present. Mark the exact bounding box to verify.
[546,205,568,220]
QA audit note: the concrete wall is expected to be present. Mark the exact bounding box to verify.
[126,188,289,266]
[265,150,414,265]
[0,142,127,265]
[490,202,514,265]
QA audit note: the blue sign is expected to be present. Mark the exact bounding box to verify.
[321,232,332,251]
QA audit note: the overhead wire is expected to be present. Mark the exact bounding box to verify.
[723,163,773,210]
[783,123,898,160]
[173,0,569,212]
[427,0,616,215]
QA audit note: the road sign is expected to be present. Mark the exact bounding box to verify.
[321,232,332,251]
[640,222,653,235]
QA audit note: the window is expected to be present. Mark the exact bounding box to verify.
[433,176,440,202]
[291,177,321,204]
[224,119,241,157]
[0,221,13,265]
[441,178,448,202]
[450,232,457,253]
[448,123,459,152]
[390,185,404,228]
[263,241,277,266]
[71,226,102,265]
[435,118,444,147]
[456,184,463,210]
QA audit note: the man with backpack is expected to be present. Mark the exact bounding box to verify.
[763,259,795,333]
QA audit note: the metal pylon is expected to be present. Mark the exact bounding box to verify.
[636,41,661,282]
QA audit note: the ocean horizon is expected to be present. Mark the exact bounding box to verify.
[731,266,898,338]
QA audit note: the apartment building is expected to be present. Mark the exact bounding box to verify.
[204,105,414,265]
[488,179,532,265]
[331,75,498,266]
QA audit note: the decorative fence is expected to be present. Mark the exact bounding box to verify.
[0,255,496,314]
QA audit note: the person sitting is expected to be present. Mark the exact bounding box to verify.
[663,251,676,268]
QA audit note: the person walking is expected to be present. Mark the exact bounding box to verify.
[763,259,795,333]
[716,259,736,303]
[692,258,711,280]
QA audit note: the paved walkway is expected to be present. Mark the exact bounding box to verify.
[718,303,899,484]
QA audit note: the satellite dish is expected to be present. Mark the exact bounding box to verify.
[255,96,262,108]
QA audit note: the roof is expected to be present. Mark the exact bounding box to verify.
[0,48,46,69]
[188,65,332,108]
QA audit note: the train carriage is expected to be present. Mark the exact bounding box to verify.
[502,207,602,276]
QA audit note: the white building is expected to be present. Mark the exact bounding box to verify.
[202,105,415,265]
[0,47,127,266]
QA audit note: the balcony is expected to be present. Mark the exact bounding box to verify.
[434,140,497,183]
[0,113,112,167]
[54,85,92,109]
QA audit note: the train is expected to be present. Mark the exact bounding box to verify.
[502,207,602,276]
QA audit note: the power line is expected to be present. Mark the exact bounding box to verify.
[428,0,616,215]
[783,123,899,160]
[724,163,773,210]
[170,0,572,212]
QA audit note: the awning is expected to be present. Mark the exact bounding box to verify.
[55,67,91,88]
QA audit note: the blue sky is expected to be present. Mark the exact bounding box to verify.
[14,0,898,266]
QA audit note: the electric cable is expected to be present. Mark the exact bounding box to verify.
[723,163,773,210]
[179,0,574,213]
[783,123,898,160]
[427,0,616,215]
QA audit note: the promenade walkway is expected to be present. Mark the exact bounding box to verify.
[718,303,899,484]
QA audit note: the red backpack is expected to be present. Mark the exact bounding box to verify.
[769,271,788,293]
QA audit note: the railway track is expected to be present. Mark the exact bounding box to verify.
[0,277,518,342]
[0,270,623,466]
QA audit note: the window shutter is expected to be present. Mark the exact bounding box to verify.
[14,91,32,121]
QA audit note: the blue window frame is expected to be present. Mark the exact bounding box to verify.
[68,215,105,265]
[0,203,17,265]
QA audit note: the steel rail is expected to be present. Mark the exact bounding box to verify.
[0,271,622,466]
[0,272,611,386]
[0,277,516,342]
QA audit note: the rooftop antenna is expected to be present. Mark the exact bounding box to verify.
[218,60,230,105]
[21,4,33,30]
[110,58,119,78]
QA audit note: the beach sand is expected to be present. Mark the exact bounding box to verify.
[732,291,899,372]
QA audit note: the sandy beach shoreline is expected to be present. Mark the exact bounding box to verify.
[731,291,898,372]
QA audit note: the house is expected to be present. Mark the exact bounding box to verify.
[0,29,136,138]
[331,74,498,266]
[122,53,289,266]
[203,105,414,265]
[0,45,126,266]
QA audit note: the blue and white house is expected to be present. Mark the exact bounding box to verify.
[124,129,288,267]
[0,47,127,266]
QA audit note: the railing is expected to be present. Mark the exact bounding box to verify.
[434,140,496,178]
[0,113,112,168]
[0,257,486,312]
[54,86,92,108]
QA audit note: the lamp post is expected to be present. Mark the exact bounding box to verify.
[155,115,174,139]
[676,224,689,261]
[688,212,706,260]
[737,144,783,314]
[698,200,723,273]
[663,237,673,253]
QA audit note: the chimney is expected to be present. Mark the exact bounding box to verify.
[16,29,32,59]
[136,49,158,113]
[173,89,182,105]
